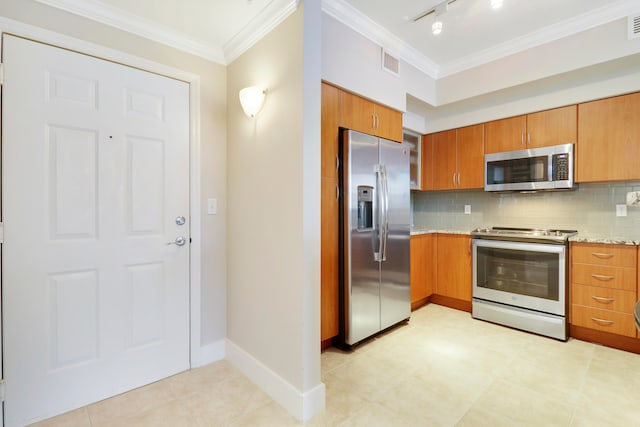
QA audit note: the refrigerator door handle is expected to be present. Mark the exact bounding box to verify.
[380,164,389,262]
[374,165,384,262]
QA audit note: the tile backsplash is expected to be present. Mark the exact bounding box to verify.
[411,182,640,239]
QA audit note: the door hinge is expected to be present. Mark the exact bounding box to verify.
[0,63,4,86]
[0,379,5,402]
[0,222,4,244]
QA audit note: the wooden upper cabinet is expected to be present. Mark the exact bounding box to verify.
[484,106,577,154]
[456,124,485,189]
[340,90,402,142]
[374,102,403,142]
[421,134,434,190]
[484,115,526,153]
[527,105,576,148]
[429,124,484,191]
[321,83,340,179]
[432,130,457,190]
[577,92,640,183]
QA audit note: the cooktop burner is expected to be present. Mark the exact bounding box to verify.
[471,227,578,243]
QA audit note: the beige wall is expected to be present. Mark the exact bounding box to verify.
[0,0,228,348]
[226,0,322,412]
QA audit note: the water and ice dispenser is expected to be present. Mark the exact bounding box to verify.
[357,185,373,231]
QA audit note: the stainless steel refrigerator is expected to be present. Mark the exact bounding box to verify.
[338,129,411,347]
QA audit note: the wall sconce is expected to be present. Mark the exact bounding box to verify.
[239,86,267,118]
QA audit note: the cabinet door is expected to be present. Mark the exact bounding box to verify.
[436,234,472,301]
[484,115,526,154]
[577,92,640,182]
[374,103,403,142]
[339,90,374,135]
[526,105,576,149]
[456,124,485,189]
[321,177,339,341]
[410,234,436,308]
[321,83,340,179]
[432,130,457,190]
[421,134,434,190]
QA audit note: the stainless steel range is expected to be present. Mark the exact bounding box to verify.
[471,227,577,340]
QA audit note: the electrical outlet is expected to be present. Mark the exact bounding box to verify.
[626,191,640,206]
[616,204,627,217]
[464,205,471,215]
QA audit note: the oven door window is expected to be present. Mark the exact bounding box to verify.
[476,246,559,301]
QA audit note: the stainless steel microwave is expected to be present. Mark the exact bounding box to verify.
[484,143,575,192]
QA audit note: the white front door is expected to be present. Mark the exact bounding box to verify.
[1,35,191,426]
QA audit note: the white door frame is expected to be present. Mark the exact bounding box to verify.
[0,17,204,369]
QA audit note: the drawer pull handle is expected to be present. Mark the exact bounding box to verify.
[592,252,615,259]
[591,317,614,325]
[591,295,615,303]
[591,274,615,281]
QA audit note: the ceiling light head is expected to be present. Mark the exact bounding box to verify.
[432,19,443,35]
[239,86,267,118]
[491,0,504,9]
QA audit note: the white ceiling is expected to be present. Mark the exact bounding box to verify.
[36,0,640,77]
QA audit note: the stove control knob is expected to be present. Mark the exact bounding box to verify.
[555,230,562,236]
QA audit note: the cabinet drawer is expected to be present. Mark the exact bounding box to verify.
[572,243,636,267]
[571,264,636,291]
[571,305,636,337]
[571,284,635,312]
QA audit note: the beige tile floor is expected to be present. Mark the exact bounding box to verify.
[31,303,640,426]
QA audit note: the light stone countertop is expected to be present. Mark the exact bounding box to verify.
[410,229,471,236]
[411,229,640,245]
[569,235,640,246]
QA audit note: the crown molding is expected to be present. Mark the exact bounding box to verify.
[322,0,640,80]
[224,0,300,64]
[321,0,440,79]
[35,0,225,63]
[34,0,301,66]
[438,0,640,77]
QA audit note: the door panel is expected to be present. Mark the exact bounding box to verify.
[343,130,380,345]
[379,139,410,330]
[2,35,190,425]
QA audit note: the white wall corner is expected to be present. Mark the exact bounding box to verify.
[224,0,301,64]
[225,339,326,422]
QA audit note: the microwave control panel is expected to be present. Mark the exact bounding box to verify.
[552,153,570,181]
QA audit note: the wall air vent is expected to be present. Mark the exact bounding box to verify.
[629,14,640,40]
[382,49,400,76]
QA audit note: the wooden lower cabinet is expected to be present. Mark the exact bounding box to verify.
[570,242,639,351]
[410,233,435,310]
[433,233,472,312]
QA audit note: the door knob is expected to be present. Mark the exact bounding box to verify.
[167,236,187,246]
[175,216,186,226]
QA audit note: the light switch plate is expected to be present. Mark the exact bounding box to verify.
[207,198,217,215]
[464,205,471,215]
[626,191,640,206]
[616,204,627,217]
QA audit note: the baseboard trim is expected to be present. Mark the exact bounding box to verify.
[225,339,325,422]
[570,324,640,354]
[430,294,472,312]
[194,339,226,367]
